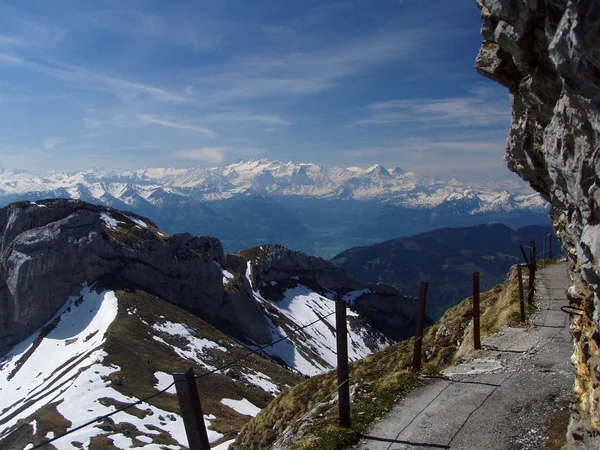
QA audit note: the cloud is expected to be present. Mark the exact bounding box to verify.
[0,13,65,50]
[41,137,64,149]
[138,115,216,138]
[206,112,292,126]
[193,28,422,101]
[178,147,226,164]
[352,93,510,128]
[0,52,189,103]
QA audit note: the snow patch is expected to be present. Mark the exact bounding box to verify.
[99,212,123,229]
[152,321,226,371]
[125,214,148,228]
[213,439,235,450]
[221,398,261,417]
[343,289,371,304]
[154,371,176,394]
[242,371,280,395]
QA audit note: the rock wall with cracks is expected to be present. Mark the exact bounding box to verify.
[475,0,600,447]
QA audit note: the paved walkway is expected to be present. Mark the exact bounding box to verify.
[356,262,573,450]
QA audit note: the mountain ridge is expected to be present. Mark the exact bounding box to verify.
[0,159,546,208]
[332,222,560,319]
[0,160,551,258]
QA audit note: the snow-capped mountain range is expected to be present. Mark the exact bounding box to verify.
[0,160,550,258]
[0,159,546,210]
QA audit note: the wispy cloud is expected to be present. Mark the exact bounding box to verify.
[193,29,422,101]
[0,14,65,50]
[41,137,64,149]
[352,92,510,128]
[206,112,292,126]
[0,52,189,103]
[138,115,216,138]
[178,147,226,164]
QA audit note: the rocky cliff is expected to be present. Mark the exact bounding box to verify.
[475,0,600,447]
[0,199,270,356]
[236,244,421,341]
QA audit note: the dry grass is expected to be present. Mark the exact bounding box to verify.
[233,263,543,450]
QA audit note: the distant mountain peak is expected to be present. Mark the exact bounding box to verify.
[0,159,548,212]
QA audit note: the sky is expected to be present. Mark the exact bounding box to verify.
[0,0,517,182]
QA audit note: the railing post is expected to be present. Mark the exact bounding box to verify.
[517,264,525,322]
[335,300,351,428]
[473,272,481,350]
[412,282,428,373]
[527,240,536,305]
[173,368,211,450]
[520,245,530,267]
[542,236,546,266]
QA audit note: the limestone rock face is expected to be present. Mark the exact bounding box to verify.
[475,1,600,446]
[0,199,270,355]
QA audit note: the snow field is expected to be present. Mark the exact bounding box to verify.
[0,286,228,449]
[0,286,118,435]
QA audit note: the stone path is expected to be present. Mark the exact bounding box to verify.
[356,262,573,450]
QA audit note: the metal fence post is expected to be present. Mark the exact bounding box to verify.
[517,264,525,322]
[528,240,536,305]
[335,300,351,427]
[173,368,211,450]
[412,282,428,373]
[473,272,481,350]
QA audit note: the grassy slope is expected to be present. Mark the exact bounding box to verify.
[232,263,540,450]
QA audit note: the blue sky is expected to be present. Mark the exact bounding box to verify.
[0,0,515,182]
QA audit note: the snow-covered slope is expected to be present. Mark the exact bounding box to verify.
[0,285,305,450]
[245,270,390,376]
[0,283,388,449]
[0,160,547,211]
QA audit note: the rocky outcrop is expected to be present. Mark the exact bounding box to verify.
[236,244,421,341]
[0,199,271,355]
[475,1,600,447]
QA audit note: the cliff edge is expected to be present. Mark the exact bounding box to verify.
[475,0,600,447]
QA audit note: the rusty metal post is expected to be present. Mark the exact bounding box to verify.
[473,272,481,350]
[528,240,536,305]
[542,236,546,266]
[174,368,211,450]
[517,264,525,322]
[520,245,530,267]
[335,300,351,427]
[412,282,428,373]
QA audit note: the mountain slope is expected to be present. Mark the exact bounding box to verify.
[0,199,418,449]
[332,223,560,318]
[0,284,303,449]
